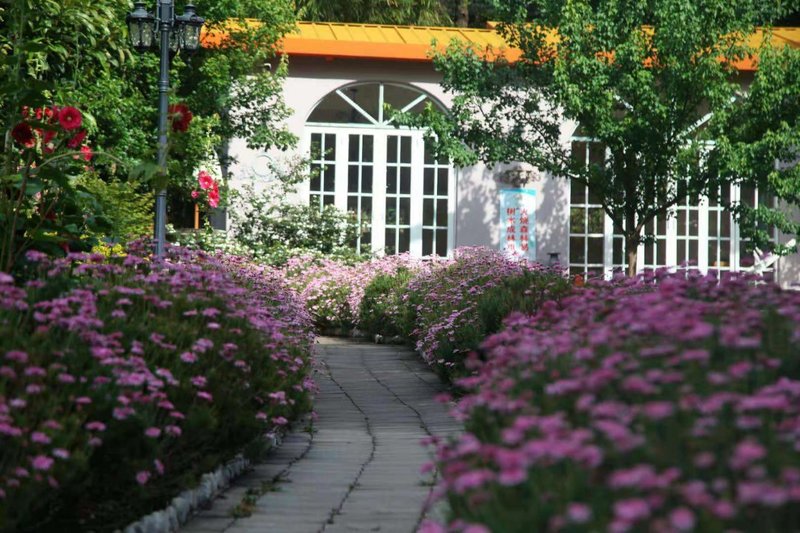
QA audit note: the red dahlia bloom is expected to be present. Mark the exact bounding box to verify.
[58,106,82,130]
[67,130,87,149]
[11,123,36,148]
[168,103,193,133]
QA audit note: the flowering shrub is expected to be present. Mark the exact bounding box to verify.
[406,248,570,380]
[281,253,418,331]
[0,246,314,531]
[357,267,421,339]
[2,104,108,273]
[425,272,800,532]
[191,170,222,208]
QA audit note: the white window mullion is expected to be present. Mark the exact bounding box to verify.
[372,132,388,255]
[603,212,614,279]
[410,134,424,256]
[447,164,457,257]
[698,198,710,273]
[334,133,348,212]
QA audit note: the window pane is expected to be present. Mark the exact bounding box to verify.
[570,266,585,276]
[399,228,410,253]
[589,143,605,166]
[400,168,411,194]
[571,142,587,167]
[437,169,448,195]
[348,166,359,192]
[677,211,686,235]
[657,240,666,265]
[340,85,379,123]
[587,208,604,234]
[323,194,335,206]
[436,199,448,227]
[383,84,423,110]
[362,197,372,220]
[570,182,586,204]
[363,136,374,162]
[323,167,335,192]
[324,135,336,157]
[401,137,411,163]
[677,241,686,265]
[423,229,433,255]
[349,135,360,161]
[423,199,434,226]
[588,188,603,205]
[385,229,396,255]
[587,237,604,264]
[424,169,435,195]
[570,237,586,264]
[387,167,397,194]
[424,140,436,164]
[689,210,699,237]
[388,136,398,163]
[436,230,448,257]
[399,198,411,225]
[721,213,731,237]
[362,167,373,193]
[347,196,358,213]
[741,186,756,207]
[708,241,719,266]
[709,213,718,237]
[310,167,321,192]
[385,198,396,224]
[645,244,654,265]
[570,207,585,233]
[310,134,322,160]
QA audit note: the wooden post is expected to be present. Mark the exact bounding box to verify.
[194,203,200,230]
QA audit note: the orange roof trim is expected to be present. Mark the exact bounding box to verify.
[202,21,522,62]
[201,21,800,70]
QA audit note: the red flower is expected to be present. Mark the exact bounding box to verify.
[67,130,87,149]
[197,170,214,190]
[80,145,92,162]
[58,106,82,130]
[191,190,199,199]
[11,123,36,148]
[208,190,220,208]
[42,129,57,145]
[168,103,193,133]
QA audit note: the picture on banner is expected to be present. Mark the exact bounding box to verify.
[500,189,536,261]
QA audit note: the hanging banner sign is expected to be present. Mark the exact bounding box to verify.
[500,188,536,261]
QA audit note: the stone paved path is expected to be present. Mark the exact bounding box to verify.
[181,337,460,533]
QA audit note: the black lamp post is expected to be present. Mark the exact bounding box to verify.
[126,1,205,258]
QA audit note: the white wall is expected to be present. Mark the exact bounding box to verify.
[226,56,571,261]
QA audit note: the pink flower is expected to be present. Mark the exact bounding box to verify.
[144,427,161,438]
[180,351,198,363]
[197,391,213,402]
[53,448,70,460]
[31,455,54,471]
[136,470,150,485]
[191,190,199,199]
[5,351,28,363]
[614,498,650,522]
[58,106,82,130]
[197,171,214,190]
[31,431,51,444]
[566,503,592,524]
[670,507,696,531]
[80,145,92,161]
[154,459,165,475]
[271,416,288,426]
[85,421,106,432]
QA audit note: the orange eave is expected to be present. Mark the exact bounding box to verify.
[201,21,800,70]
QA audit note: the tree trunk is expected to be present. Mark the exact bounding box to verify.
[626,234,639,277]
[455,0,469,27]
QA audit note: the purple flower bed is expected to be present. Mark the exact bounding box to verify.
[0,246,314,532]
[405,248,570,380]
[281,253,419,330]
[423,271,800,532]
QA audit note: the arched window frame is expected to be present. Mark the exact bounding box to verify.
[303,82,455,257]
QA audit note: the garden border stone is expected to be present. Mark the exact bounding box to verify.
[117,431,285,533]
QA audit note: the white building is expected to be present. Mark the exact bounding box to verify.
[220,22,800,286]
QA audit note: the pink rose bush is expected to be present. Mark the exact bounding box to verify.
[427,271,800,532]
[192,170,221,209]
[0,245,314,531]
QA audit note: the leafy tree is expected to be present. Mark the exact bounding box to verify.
[409,0,800,275]
[295,0,451,25]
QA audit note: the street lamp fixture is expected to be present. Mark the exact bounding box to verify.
[126,1,205,258]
